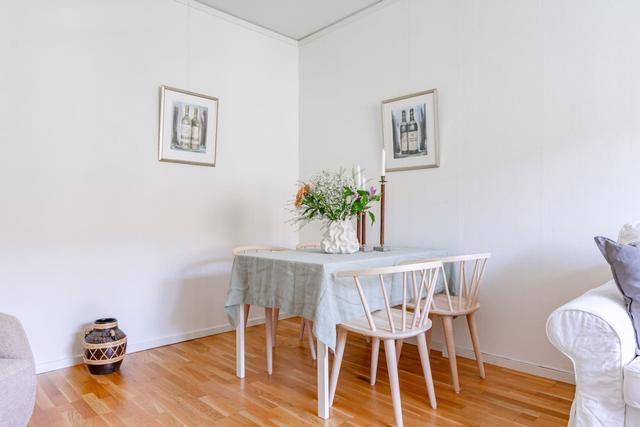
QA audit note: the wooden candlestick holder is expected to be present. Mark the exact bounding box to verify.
[374,176,390,251]
[360,208,371,251]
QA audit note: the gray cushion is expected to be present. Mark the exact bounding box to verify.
[0,359,36,427]
[0,314,33,361]
[595,236,640,353]
[0,359,31,382]
[0,314,36,427]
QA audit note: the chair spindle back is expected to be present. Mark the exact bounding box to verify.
[434,254,490,312]
[232,245,289,256]
[336,261,443,333]
[296,242,321,250]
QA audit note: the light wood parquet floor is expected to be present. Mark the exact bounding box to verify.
[29,318,574,426]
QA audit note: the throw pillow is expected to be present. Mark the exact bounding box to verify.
[595,236,640,353]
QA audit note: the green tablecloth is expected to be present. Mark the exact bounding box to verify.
[225,247,448,349]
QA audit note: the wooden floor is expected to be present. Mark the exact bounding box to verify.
[30,318,574,426]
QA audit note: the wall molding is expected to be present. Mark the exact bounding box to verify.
[298,0,402,46]
[175,0,299,47]
[422,340,575,384]
[186,0,403,46]
[39,316,574,385]
[35,315,292,374]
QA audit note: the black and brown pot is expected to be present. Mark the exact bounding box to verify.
[83,318,127,375]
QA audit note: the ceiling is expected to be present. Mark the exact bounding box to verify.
[194,0,383,40]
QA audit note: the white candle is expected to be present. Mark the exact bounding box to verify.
[381,149,386,177]
[356,164,362,188]
[361,172,366,190]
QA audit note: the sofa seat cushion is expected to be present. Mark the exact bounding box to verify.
[0,358,36,427]
[624,357,640,408]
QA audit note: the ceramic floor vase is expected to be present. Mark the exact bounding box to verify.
[83,318,127,375]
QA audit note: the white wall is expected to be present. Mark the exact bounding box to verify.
[0,0,299,372]
[299,0,640,377]
[3,0,638,380]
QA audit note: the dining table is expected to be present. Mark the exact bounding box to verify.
[224,246,448,420]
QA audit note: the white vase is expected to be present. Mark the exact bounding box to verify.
[321,219,360,254]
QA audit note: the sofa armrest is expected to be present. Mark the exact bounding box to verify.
[0,314,34,362]
[547,281,636,426]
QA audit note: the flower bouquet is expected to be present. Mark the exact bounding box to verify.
[293,169,380,254]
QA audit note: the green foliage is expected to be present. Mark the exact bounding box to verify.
[293,169,381,227]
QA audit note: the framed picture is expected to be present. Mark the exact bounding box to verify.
[158,85,219,167]
[381,89,439,172]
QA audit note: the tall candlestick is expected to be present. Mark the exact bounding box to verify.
[379,178,385,247]
[374,175,389,251]
[356,211,362,244]
[361,209,367,248]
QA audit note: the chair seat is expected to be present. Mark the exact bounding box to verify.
[429,294,480,316]
[340,308,432,339]
[406,294,480,316]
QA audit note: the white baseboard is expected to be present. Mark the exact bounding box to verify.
[37,354,84,374]
[422,339,575,384]
[37,316,575,385]
[35,315,289,374]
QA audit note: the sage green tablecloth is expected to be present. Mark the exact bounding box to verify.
[225,247,448,350]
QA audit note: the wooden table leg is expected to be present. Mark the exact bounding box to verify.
[236,304,245,378]
[317,340,329,419]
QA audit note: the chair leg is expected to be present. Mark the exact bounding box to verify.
[384,339,403,427]
[426,315,434,351]
[441,315,460,393]
[466,312,485,379]
[395,340,404,364]
[329,328,348,406]
[264,308,273,375]
[305,319,316,360]
[416,333,437,409]
[370,338,380,385]
[299,317,306,341]
[243,304,250,327]
[272,308,279,347]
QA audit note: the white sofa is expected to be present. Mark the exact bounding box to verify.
[547,281,640,426]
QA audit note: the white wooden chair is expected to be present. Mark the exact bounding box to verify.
[429,253,490,393]
[296,242,321,250]
[232,245,288,375]
[295,242,321,360]
[330,261,442,427]
[390,253,491,393]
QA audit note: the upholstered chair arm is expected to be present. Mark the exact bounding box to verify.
[0,313,34,362]
[547,281,636,426]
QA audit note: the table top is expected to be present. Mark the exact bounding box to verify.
[235,246,445,265]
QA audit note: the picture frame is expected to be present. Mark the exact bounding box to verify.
[381,88,439,172]
[158,85,219,167]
